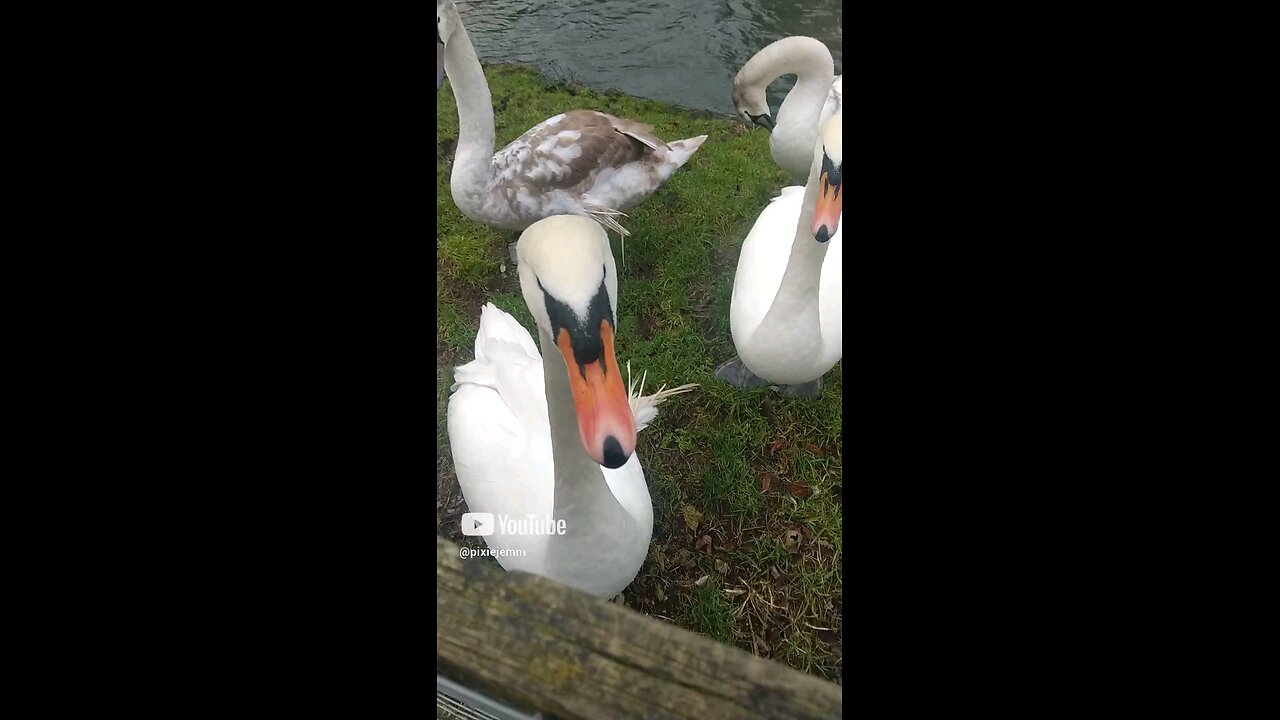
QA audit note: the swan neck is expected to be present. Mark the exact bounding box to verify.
[750,151,831,359]
[761,39,835,127]
[537,328,630,533]
[442,21,494,194]
[777,152,831,301]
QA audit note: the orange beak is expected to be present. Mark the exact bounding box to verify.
[555,320,637,469]
[811,171,841,243]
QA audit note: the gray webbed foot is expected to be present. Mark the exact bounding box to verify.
[776,377,824,398]
[714,357,771,390]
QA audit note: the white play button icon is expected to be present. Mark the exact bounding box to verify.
[461,512,494,536]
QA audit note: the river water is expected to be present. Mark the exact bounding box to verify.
[453,0,842,118]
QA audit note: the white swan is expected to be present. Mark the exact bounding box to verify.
[714,113,842,398]
[448,215,695,598]
[732,36,841,180]
[436,0,708,251]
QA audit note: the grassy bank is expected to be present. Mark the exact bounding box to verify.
[436,65,842,683]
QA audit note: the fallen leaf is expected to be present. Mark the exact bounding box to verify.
[674,548,694,567]
[715,559,729,575]
[761,472,775,492]
[782,529,802,553]
[695,534,712,552]
[804,442,822,455]
[786,481,811,498]
[656,586,666,602]
[694,575,709,587]
[682,504,703,532]
[768,439,786,454]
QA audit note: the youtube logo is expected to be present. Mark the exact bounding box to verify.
[461,512,494,536]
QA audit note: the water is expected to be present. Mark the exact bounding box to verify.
[453,0,842,118]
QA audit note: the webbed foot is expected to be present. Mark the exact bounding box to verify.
[775,377,824,398]
[713,357,771,390]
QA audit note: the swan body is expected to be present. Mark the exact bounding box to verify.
[437,1,707,238]
[733,36,841,180]
[448,216,694,598]
[722,113,843,389]
[730,186,842,383]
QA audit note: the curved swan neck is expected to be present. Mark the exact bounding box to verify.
[742,37,835,179]
[441,18,494,197]
[744,37,834,129]
[536,327,631,539]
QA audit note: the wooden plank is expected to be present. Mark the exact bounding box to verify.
[437,537,842,720]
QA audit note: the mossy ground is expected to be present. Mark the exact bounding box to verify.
[437,64,842,683]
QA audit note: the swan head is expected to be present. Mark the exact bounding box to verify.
[732,71,774,131]
[811,112,842,243]
[516,216,636,470]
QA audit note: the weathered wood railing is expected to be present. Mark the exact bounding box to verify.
[437,537,842,720]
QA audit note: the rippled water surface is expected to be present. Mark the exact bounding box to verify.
[453,0,842,117]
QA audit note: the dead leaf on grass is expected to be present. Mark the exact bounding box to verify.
[786,480,811,498]
[682,504,703,532]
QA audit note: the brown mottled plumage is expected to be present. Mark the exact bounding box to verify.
[438,1,707,243]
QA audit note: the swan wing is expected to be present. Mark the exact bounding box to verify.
[730,185,807,343]
[448,304,553,568]
[626,361,697,432]
[492,110,661,196]
[489,111,705,238]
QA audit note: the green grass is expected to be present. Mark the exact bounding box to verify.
[436,64,842,683]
